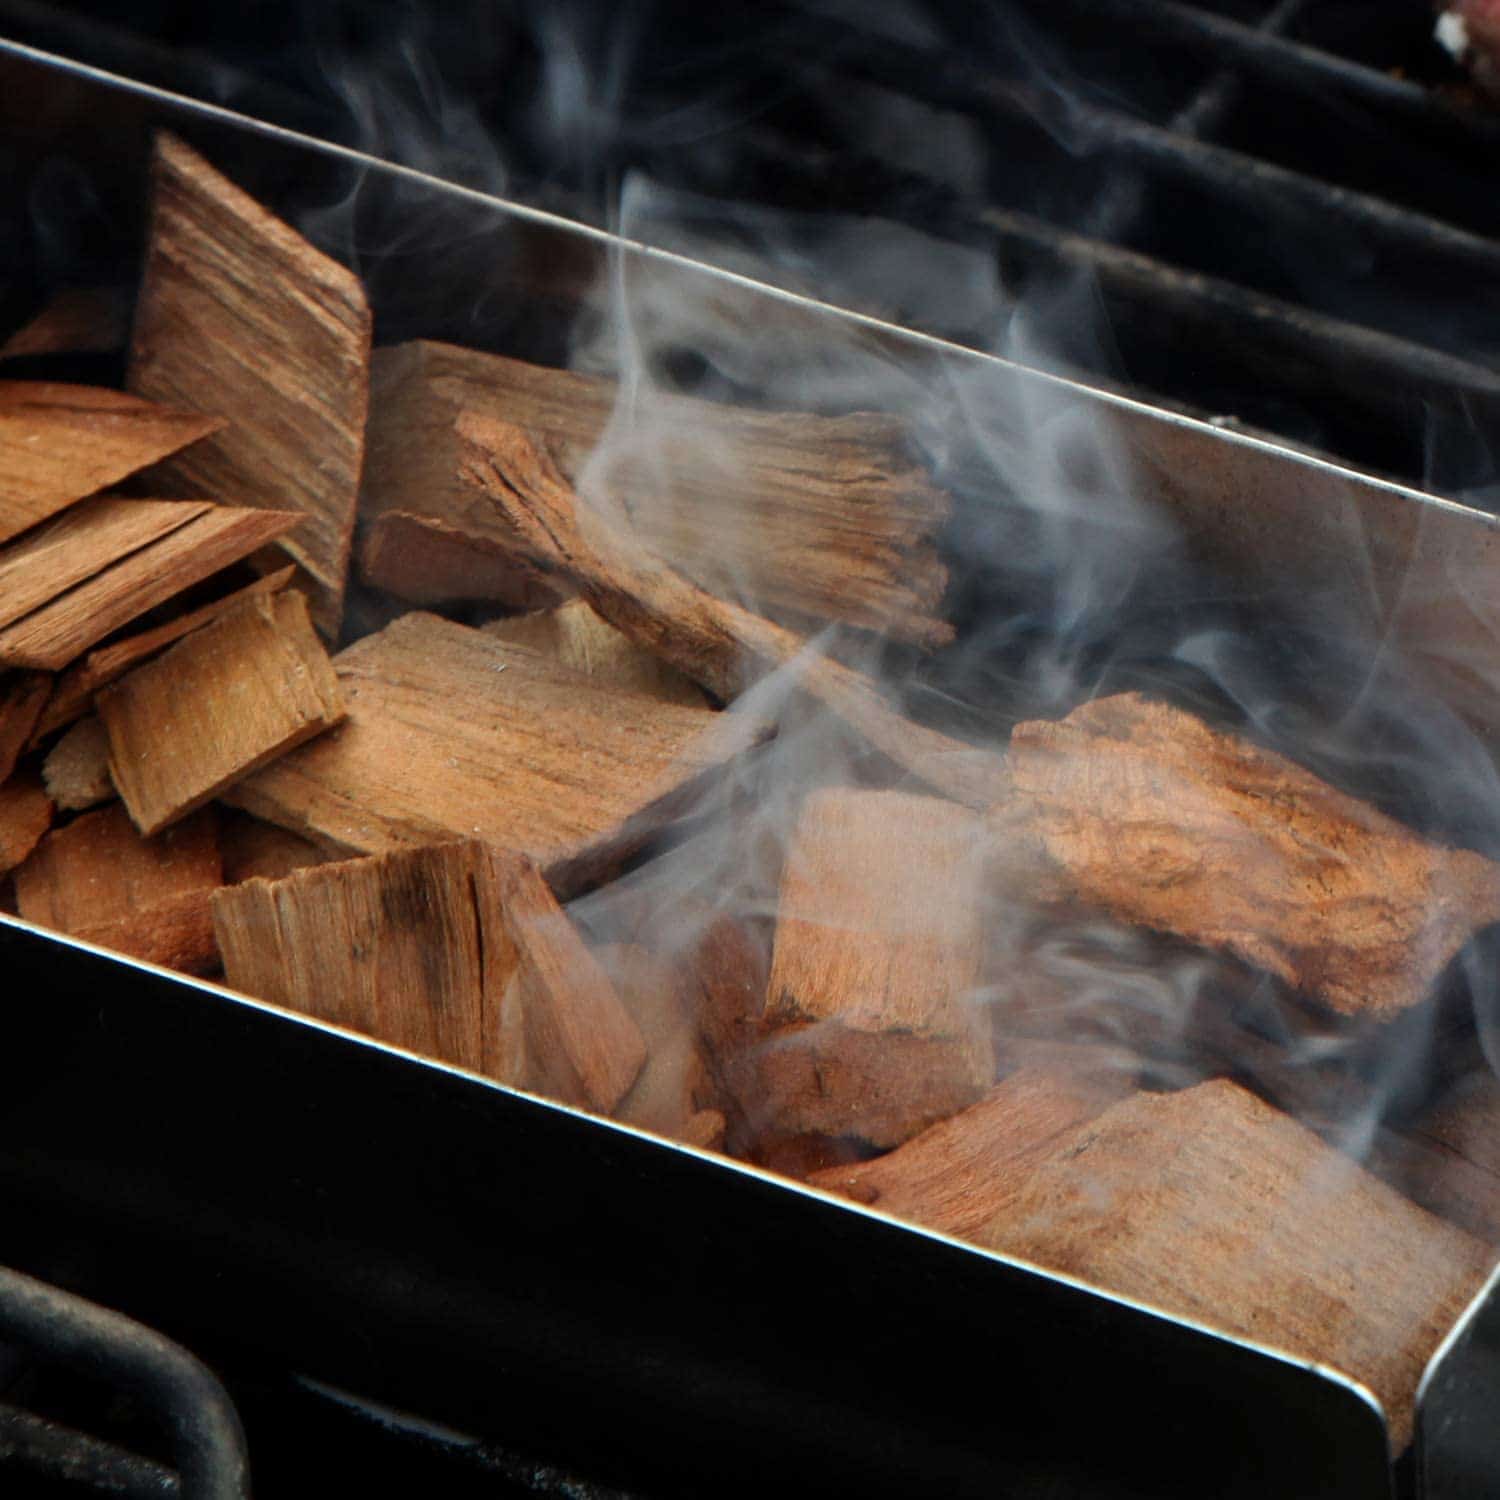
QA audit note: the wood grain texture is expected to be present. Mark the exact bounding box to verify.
[484,600,707,707]
[0,496,210,630]
[0,287,129,360]
[0,505,301,670]
[0,773,52,874]
[222,611,767,896]
[13,802,220,973]
[759,789,995,1147]
[359,509,562,610]
[829,1077,1489,1451]
[98,590,344,836]
[0,672,50,784]
[41,715,114,812]
[33,565,296,741]
[0,379,221,545]
[213,840,645,1111]
[218,810,331,885]
[456,416,1006,810]
[366,339,951,645]
[1001,693,1500,1017]
[128,132,371,636]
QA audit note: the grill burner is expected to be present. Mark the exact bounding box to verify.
[4,6,1500,1498]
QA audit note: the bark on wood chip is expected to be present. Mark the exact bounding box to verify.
[213,840,645,1111]
[128,132,371,636]
[597,941,717,1144]
[0,496,211,631]
[98,590,344,836]
[0,505,301,670]
[218,810,331,885]
[758,789,995,1147]
[0,773,52,875]
[0,379,222,546]
[456,416,1006,810]
[13,802,220,973]
[484,600,707,707]
[41,715,114,812]
[223,611,767,897]
[360,509,563,611]
[0,671,51,784]
[33,565,296,742]
[0,287,129,361]
[1000,692,1500,1017]
[367,339,951,645]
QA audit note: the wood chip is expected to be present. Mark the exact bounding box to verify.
[98,590,344,836]
[0,504,301,670]
[218,810,331,885]
[484,600,707,707]
[759,789,995,1147]
[41,715,114,811]
[212,840,645,1110]
[128,132,371,636]
[13,802,220,973]
[222,611,767,897]
[0,773,53,874]
[0,671,51,784]
[33,565,295,742]
[0,496,210,631]
[456,416,1006,810]
[360,509,562,611]
[1000,692,1500,1017]
[366,339,951,645]
[0,287,129,360]
[0,379,222,546]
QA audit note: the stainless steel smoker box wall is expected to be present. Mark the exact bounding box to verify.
[1,38,1497,1500]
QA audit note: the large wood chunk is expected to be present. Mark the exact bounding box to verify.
[0,380,221,546]
[1001,692,1500,1017]
[0,505,301,670]
[359,510,562,611]
[0,672,51,784]
[128,133,371,636]
[759,789,995,1147]
[223,611,767,896]
[457,417,1006,810]
[822,1076,1490,1450]
[0,773,52,875]
[13,803,220,973]
[366,340,951,646]
[0,496,210,631]
[98,590,344,836]
[212,841,645,1110]
[484,600,706,707]
[33,565,296,742]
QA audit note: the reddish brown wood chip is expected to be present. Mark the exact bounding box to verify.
[98,590,344,836]
[0,287,129,361]
[0,671,51,784]
[0,379,221,546]
[360,509,562,611]
[128,132,371,636]
[13,802,220,973]
[0,773,53,875]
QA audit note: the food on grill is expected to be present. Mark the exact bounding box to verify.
[0,380,220,546]
[366,338,952,646]
[15,803,221,974]
[814,1074,1490,1449]
[758,788,993,1148]
[222,610,768,897]
[4,127,1500,1457]
[212,839,646,1111]
[41,716,113,813]
[97,590,344,837]
[128,133,371,637]
[1000,692,1500,1017]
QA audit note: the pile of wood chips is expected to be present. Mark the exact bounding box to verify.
[4,130,1500,1451]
